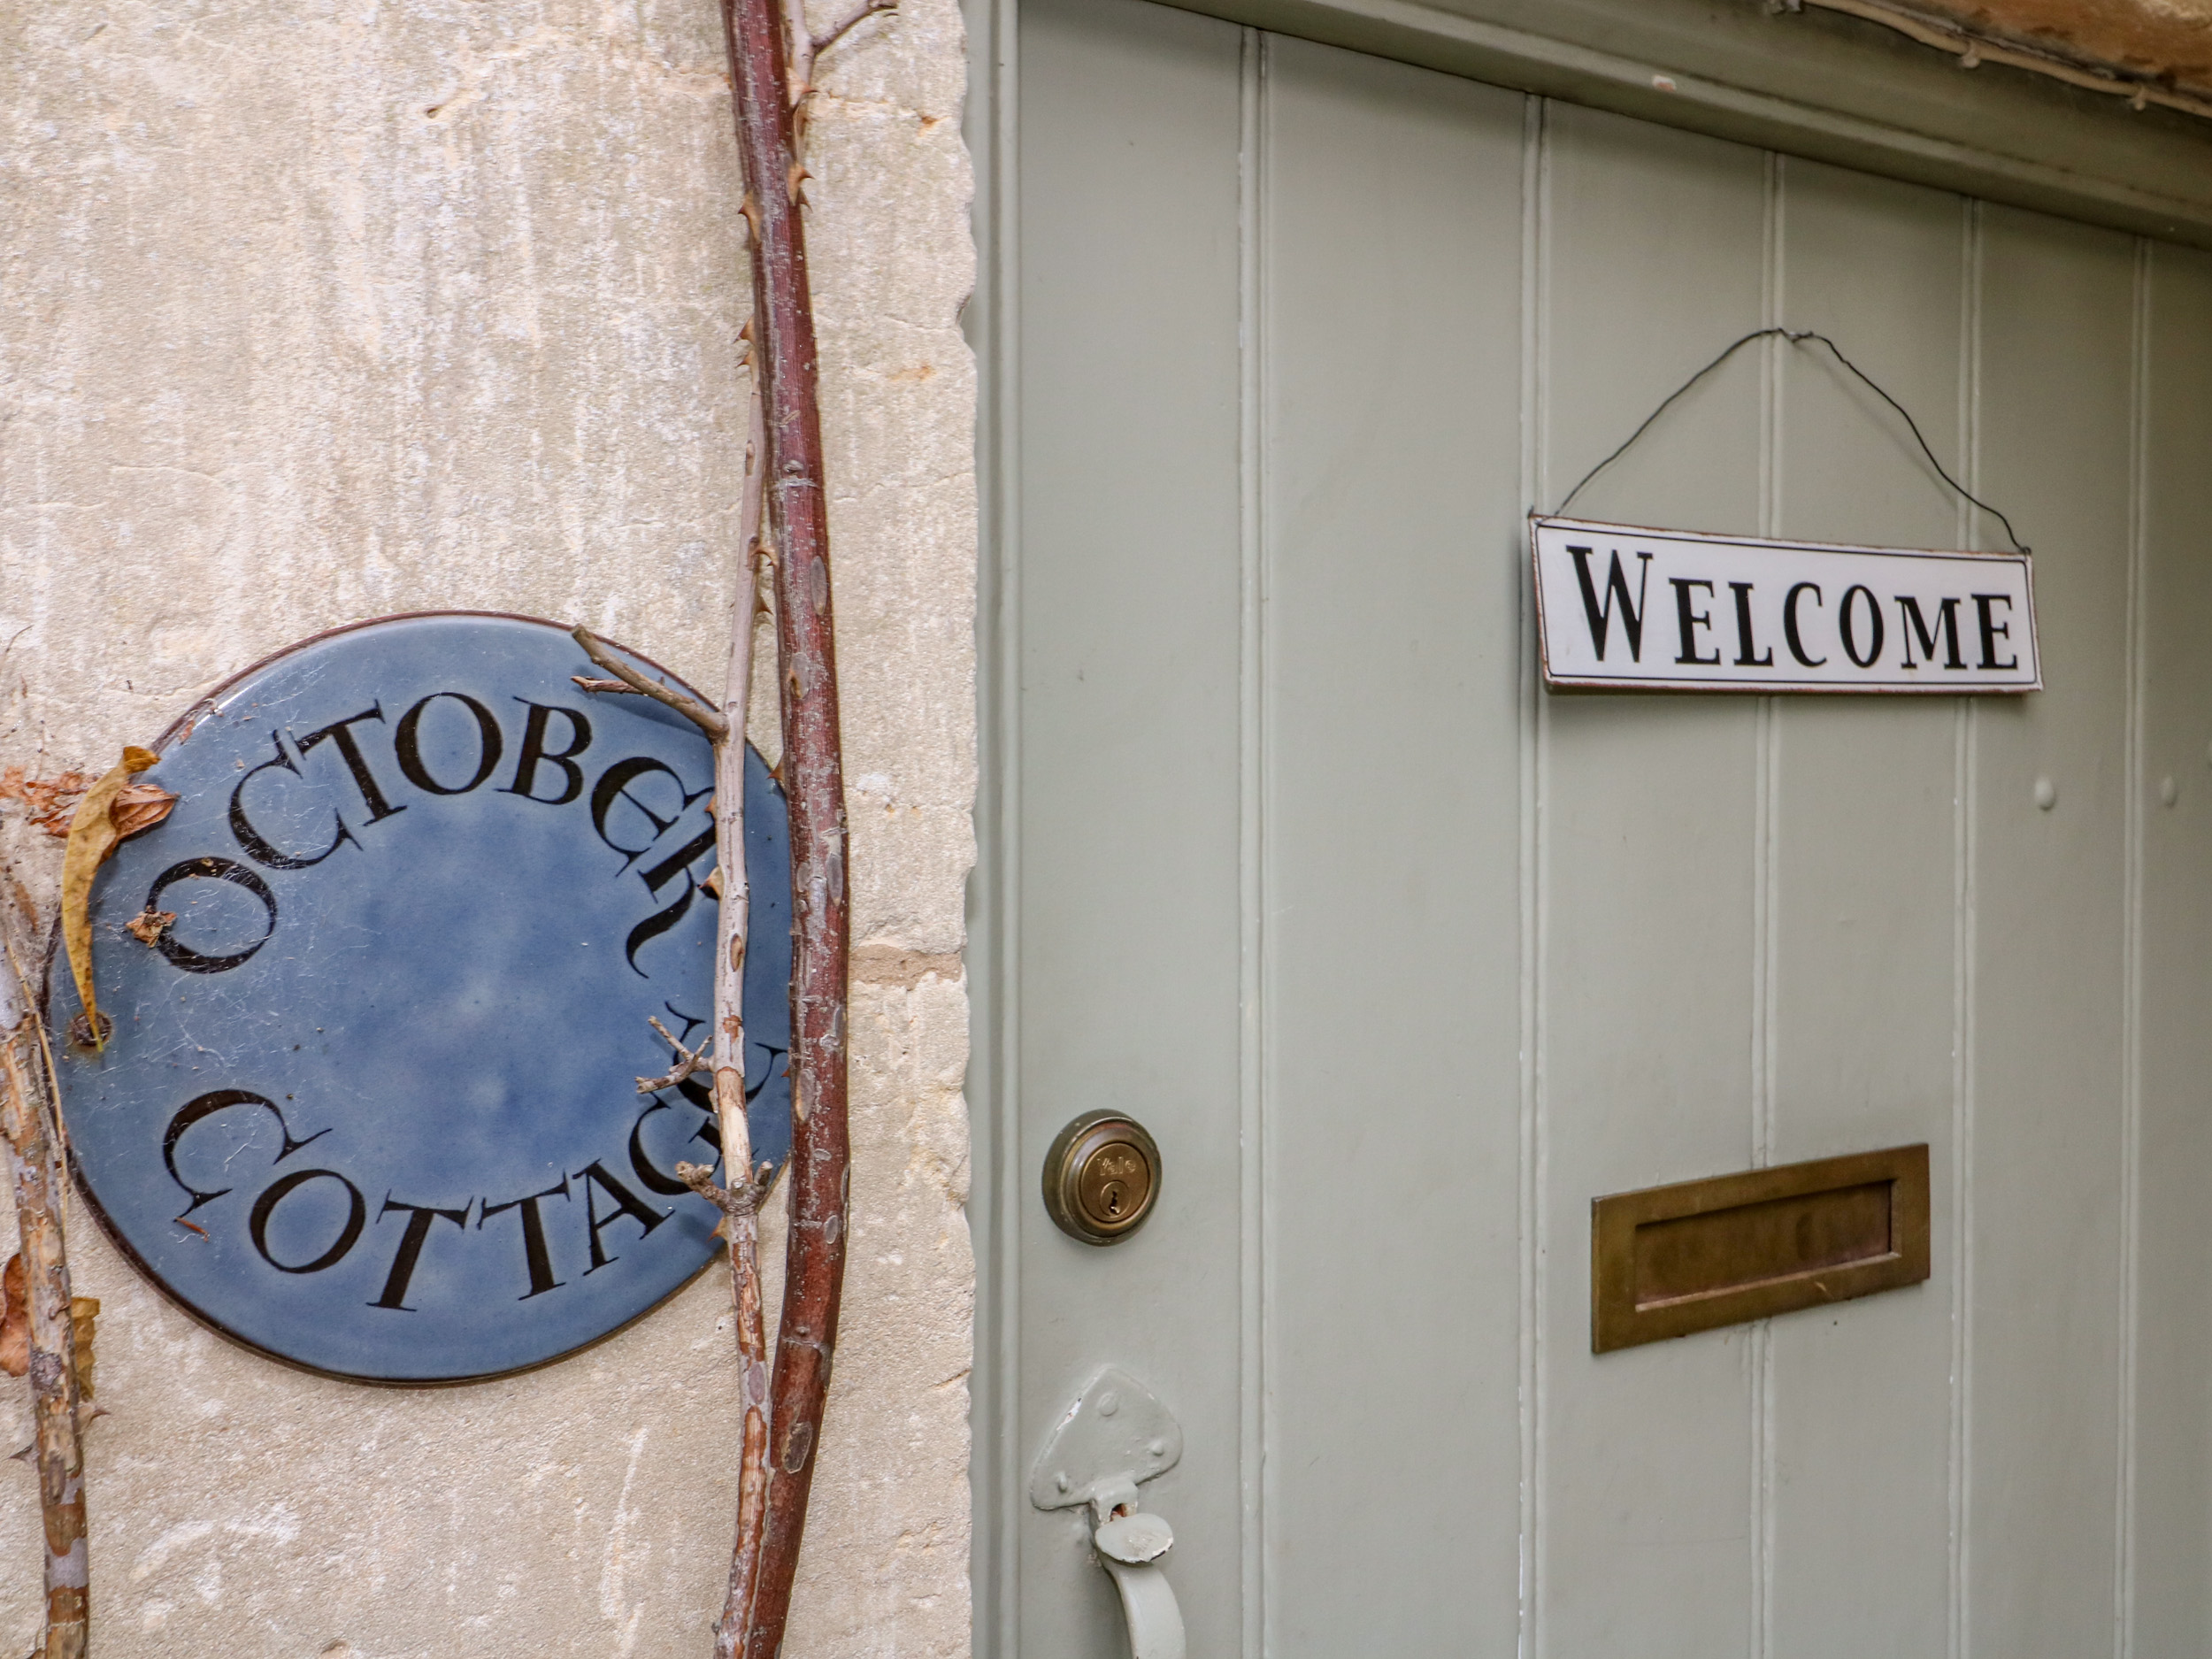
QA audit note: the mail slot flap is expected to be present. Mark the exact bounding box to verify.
[1593,1144,1932,1353]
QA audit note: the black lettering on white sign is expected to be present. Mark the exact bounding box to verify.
[1532,517,2039,693]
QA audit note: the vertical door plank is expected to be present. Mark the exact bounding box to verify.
[1539,104,1768,1659]
[1763,158,1963,1659]
[1256,37,1525,1656]
[1016,2,1246,1652]
[2129,241,2212,1657]
[1969,207,2135,1659]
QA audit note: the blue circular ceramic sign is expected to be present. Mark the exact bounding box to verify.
[48,614,789,1384]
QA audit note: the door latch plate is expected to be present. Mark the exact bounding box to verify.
[1028,1365,1182,1511]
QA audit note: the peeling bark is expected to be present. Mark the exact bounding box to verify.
[0,891,88,1659]
[716,0,856,1647]
[707,387,773,1659]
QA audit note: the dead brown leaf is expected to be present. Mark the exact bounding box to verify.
[125,907,176,947]
[0,1263,94,1395]
[0,1256,25,1380]
[70,1297,97,1400]
[60,746,158,1049]
[110,781,180,841]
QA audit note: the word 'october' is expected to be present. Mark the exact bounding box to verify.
[159,692,717,979]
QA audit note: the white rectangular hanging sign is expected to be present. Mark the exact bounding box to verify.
[1531,517,2039,694]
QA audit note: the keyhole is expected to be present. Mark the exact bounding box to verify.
[1048,1120,1159,1243]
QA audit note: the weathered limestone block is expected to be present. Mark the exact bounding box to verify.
[0,0,976,1648]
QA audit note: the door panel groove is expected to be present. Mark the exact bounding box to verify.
[1516,87,1550,1659]
[1946,192,1981,1659]
[2114,230,2152,1659]
[1237,27,1266,1659]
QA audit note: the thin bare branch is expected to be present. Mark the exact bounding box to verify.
[811,0,895,60]
[637,1016,711,1094]
[568,626,730,740]
[0,884,88,1659]
[674,1159,769,1219]
[780,0,895,104]
[707,382,772,1659]
[569,675,638,695]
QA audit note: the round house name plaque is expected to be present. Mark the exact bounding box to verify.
[48,613,790,1384]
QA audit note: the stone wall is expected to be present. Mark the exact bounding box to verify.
[0,0,976,1650]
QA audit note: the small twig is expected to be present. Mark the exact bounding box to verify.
[650,1015,702,1054]
[783,0,896,104]
[570,675,637,695]
[811,0,895,60]
[568,626,730,741]
[674,1160,771,1217]
[638,1016,711,1094]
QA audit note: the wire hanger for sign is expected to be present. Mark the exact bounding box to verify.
[1550,327,2032,556]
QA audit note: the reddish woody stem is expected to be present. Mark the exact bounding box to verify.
[716,0,852,1647]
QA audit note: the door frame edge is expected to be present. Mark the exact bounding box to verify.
[1152,0,2212,248]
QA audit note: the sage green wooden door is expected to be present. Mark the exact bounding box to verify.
[979,1,2212,1652]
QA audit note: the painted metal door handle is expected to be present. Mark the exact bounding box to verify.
[1094,1497,1185,1659]
[1031,1368,1187,1659]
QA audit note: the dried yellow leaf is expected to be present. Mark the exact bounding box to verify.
[61,746,159,1048]
[0,1256,25,1380]
[0,1261,98,1397]
[69,1297,97,1400]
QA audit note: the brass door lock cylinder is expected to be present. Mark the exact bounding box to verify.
[1043,1112,1163,1245]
